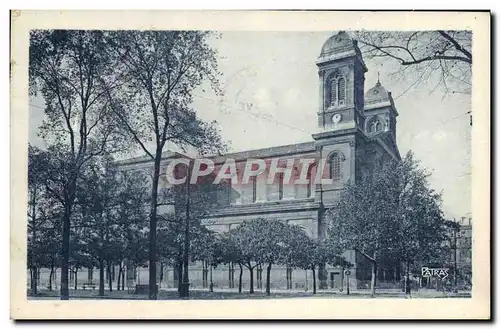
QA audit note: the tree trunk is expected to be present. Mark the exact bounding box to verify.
[238,263,243,293]
[339,266,344,292]
[209,265,213,292]
[177,260,183,294]
[30,189,38,296]
[453,229,458,288]
[121,268,125,290]
[404,261,411,296]
[74,269,78,290]
[31,267,38,295]
[148,153,162,300]
[370,261,377,297]
[266,263,272,296]
[29,268,33,292]
[99,256,105,296]
[249,265,254,294]
[107,262,113,292]
[49,265,54,291]
[29,268,34,295]
[60,203,72,300]
[159,262,164,289]
[181,163,193,298]
[117,265,122,291]
[312,267,317,295]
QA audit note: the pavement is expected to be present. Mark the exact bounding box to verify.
[27,287,471,300]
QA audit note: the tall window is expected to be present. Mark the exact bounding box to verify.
[338,77,346,103]
[306,164,315,198]
[278,173,284,200]
[329,153,342,180]
[331,79,337,104]
[306,169,312,198]
[330,73,346,106]
[251,176,257,202]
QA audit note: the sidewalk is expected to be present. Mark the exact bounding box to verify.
[157,286,471,297]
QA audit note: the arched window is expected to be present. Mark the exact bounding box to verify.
[369,117,384,133]
[329,153,342,180]
[306,163,316,198]
[338,77,346,104]
[330,78,337,105]
[329,73,346,107]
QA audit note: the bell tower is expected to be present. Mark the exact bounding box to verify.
[316,31,367,132]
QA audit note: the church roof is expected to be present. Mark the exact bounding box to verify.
[319,31,357,58]
[365,80,390,104]
[364,79,399,115]
[317,31,366,70]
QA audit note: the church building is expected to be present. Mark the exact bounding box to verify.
[117,31,403,291]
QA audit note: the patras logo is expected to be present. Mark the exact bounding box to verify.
[161,157,336,186]
[421,267,450,280]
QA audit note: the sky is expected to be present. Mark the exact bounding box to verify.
[28,31,472,220]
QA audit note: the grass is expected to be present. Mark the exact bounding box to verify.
[28,288,471,300]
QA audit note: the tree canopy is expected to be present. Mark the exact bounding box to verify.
[326,151,447,296]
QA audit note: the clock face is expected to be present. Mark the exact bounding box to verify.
[332,113,342,124]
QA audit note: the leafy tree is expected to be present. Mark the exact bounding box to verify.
[27,145,71,294]
[155,164,227,297]
[286,226,346,294]
[354,30,472,95]
[104,30,228,299]
[327,151,448,297]
[76,160,115,295]
[190,229,224,292]
[392,152,447,292]
[219,232,246,293]
[252,219,290,296]
[29,30,123,299]
[227,221,263,294]
[68,233,92,290]
[75,157,149,295]
[326,158,402,297]
[228,218,293,295]
[113,170,150,290]
[27,144,53,295]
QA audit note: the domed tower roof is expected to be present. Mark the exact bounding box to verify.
[317,31,367,70]
[365,80,390,104]
[364,77,399,115]
[319,31,355,56]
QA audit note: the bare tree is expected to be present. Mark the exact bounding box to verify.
[354,30,472,96]
[105,31,228,299]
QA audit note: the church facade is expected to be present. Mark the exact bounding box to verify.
[117,31,403,292]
